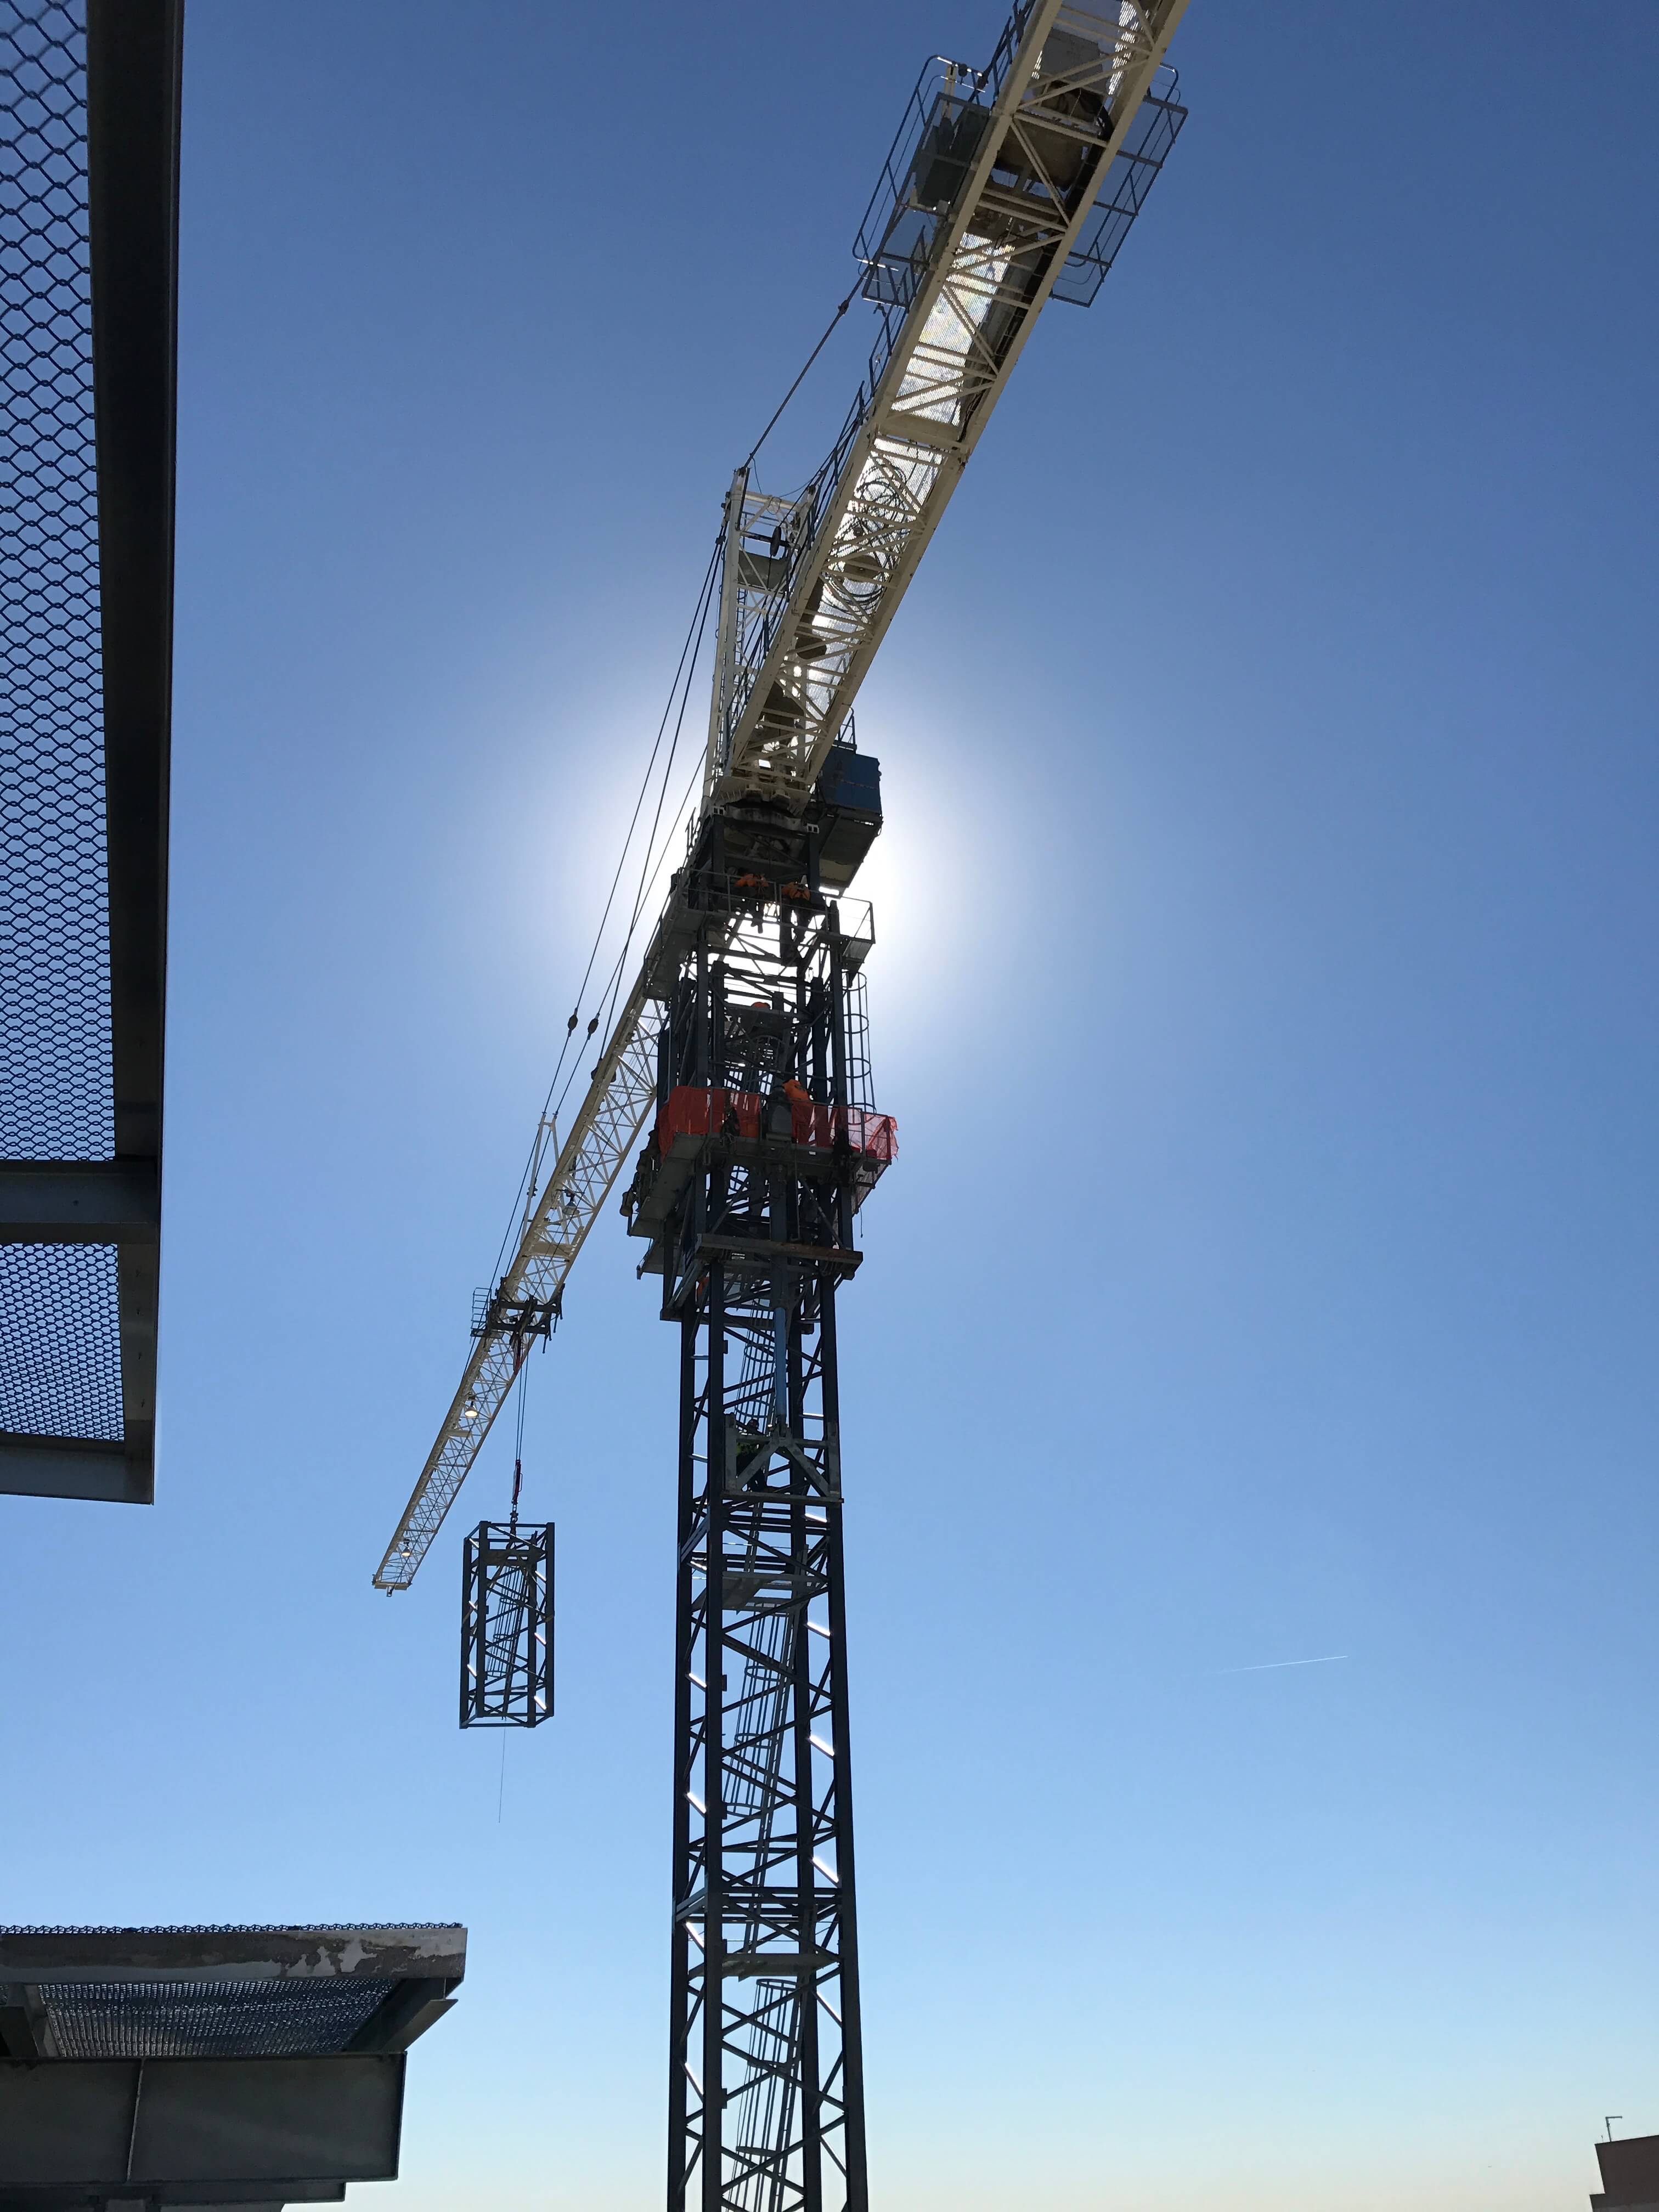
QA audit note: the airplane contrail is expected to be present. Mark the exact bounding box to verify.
[1211,1654,1349,1676]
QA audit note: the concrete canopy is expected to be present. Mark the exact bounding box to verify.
[0,1925,466,2212]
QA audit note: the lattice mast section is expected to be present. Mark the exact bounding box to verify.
[645,848,873,2212]
[460,1520,554,1729]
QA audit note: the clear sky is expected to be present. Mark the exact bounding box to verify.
[5,4,1657,2208]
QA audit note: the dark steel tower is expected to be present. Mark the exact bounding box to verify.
[624,788,893,2212]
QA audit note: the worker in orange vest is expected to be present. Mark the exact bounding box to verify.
[782,1076,816,1145]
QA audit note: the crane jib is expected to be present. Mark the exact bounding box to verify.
[704,0,1190,814]
[373,0,1190,1592]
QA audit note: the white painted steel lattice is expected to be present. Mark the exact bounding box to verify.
[374,997,658,1588]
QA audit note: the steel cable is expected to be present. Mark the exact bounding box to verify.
[484,532,724,1291]
[741,285,859,475]
[485,271,864,1294]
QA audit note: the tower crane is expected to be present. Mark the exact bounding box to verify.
[374,4,1192,2206]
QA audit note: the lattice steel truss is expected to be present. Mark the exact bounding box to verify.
[460,1519,554,1729]
[628,812,880,2212]
[374,1003,657,1588]
[703,2,1188,819]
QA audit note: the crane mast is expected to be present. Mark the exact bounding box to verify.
[641,871,883,2212]
[375,5,1192,2208]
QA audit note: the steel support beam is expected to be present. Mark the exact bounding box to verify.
[77,0,183,1505]
[0,1435,151,1505]
[87,0,181,1176]
[0,2055,405,2191]
[0,1161,160,1242]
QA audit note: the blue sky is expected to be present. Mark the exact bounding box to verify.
[5,3,1658,2207]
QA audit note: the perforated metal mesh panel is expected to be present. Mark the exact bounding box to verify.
[0,4,130,1468]
[0,1240,121,1435]
[0,0,111,1164]
[41,1978,399,2059]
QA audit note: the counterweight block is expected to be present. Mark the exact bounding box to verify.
[460,1519,554,1728]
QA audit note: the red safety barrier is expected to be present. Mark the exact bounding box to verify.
[839,1107,898,1164]
[786,1085,835,1149]
[657,1086,763,1148]
[657,1086,898,1162]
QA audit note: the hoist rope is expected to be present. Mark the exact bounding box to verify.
[508,1348,529,1528]
[575,566,721,1097]
[543,530,721,1099]
[483,530,724,1294]
[741,284,860,475]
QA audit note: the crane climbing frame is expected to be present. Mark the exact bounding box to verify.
[373,0,1190,1595]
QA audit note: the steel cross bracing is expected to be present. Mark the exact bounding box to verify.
[702,0,1190,817]
[652,872,868,2212]
[460,1520,554,1727]
[374,992,658,1588]
[374,0,1188,1589]
[673,1285,860,2212]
